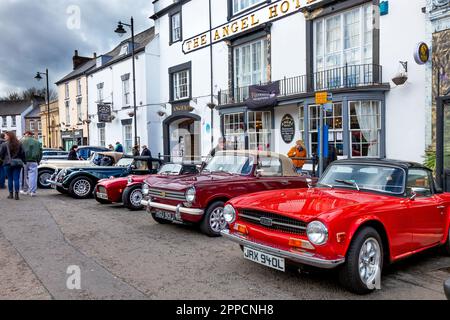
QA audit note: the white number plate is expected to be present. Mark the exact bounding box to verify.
[154,210,175,221]
[243,247,285,272]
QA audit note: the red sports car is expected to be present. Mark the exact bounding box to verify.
[95,163,199,210]
[221,159,450,294]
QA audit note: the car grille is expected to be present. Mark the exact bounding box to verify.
[239,209,307,235]
[149,188,185,201]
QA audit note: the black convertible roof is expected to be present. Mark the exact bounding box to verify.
[333,158,429,171]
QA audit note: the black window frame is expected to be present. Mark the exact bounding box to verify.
[169,9,183,45]
[227,0,269,21]
[169,61,192,103]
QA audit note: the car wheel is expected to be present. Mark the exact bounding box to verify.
[338,227,383,294]
[200,201,226,237]
[123,185,144,211]
[151,212,172,224]
[38,169,54,189]
[69,176,94,199]
[56,186,67,194]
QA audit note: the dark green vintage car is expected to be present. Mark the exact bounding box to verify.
[48,156,163,199]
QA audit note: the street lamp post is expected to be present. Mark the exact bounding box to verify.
[115,17,139,148]
[35,69,51,148]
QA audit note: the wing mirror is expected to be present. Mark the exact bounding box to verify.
[255,169,264,178]
[306,178,313,189]
[409,191,417,201]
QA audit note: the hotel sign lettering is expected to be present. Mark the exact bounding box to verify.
[182,0,323,54]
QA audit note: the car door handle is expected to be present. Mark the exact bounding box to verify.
[437,206,446,209]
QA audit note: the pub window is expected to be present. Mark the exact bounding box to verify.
[349,100,381,158]
[224,112,245,150]
[123,124,133,154]
[233,38,268,99]
[232,0,265,15]
[173,70,190,101]
[99,127,106,147]
[313,4,374,88]
[309,103,344,157]
[170,11,182,43]
[248,111,271,151]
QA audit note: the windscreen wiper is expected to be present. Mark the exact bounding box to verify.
[335,179,360,191]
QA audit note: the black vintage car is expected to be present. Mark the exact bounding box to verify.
[49,156,163,199]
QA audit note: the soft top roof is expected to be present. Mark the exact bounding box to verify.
[332,158,430,171]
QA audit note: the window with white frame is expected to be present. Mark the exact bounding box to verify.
[77,101,82,122]
[234,38,268,98]
[97,83,104,102]
[232,0,264,15]
[38,121,42,132]
[313,4,374,87]
[2,116,7,127]
[308,103,344,157]
[76,78,82,96]
[122,78,130,106]
[173,70,190,100]
[349,101,381,158]
[29,121,35,131]
[99,127,106,147]
[248,111,271,151]
[123,124,133,154]
[65,101,70,124]
[11,116,16,127]
[299,105,305,142]
[171,12,182,43]
[223,112,245,150]
[65,83,70,99]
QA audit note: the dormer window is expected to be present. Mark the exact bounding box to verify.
[120,44,129,56]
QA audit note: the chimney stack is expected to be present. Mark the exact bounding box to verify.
[72,50,92,70]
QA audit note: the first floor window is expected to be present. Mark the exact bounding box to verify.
[97,83,104,102]
[38,121,42,131]
[77,102,82,122]
[122,78,130,106]
[349,100,381,158]
[248,111,271,151]
[99,127,105,147]
[2,116,7,127]
[29,121,35,131]
[11,116,16,127]
[123,124,133,154]
[65,101,70,124]
[173,70,190,100]
[233,0,264,15]
[171,12,182,43]
[224,112,245,150]
[65,83,69,99]
[309,103,344,157]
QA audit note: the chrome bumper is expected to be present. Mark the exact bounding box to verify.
[221,229,345,269]
[47,179,63,188]
[140,200,204,216]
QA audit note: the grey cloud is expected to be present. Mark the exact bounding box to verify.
[0,0,152,96]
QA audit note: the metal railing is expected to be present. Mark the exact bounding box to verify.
[218,64,383,106]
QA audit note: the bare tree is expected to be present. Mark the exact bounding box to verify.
[1,87,57,101]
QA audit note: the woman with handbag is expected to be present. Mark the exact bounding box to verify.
[0,131,26,200]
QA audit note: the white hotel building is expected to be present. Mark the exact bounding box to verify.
[150,0,430,163]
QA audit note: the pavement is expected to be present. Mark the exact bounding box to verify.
[0,188,449,300]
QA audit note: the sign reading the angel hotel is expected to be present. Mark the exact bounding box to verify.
[182,0,323,54]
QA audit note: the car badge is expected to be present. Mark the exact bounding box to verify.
[260,217,273,227]
[161,191,166,197]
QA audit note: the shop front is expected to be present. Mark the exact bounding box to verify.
[61,129,84,151]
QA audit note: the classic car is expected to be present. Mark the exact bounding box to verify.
[141,150,315,237]
[95,163,199,210]
[49,156,163,199]
[38,151,124,189]
[221,159,450,294]
[77,146,109,160]
[41,149,69,161]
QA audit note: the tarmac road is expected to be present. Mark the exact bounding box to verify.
[0,189,449,300]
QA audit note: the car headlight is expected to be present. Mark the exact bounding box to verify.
[306,221,328,246]
[185,187,196,203]
[223,204,236,224]
[142,183,149,195]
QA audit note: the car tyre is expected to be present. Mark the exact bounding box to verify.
[123,185,144,211]
[69,176,94,199]
[200,201,226,237]
[338,227,383,295]
[38,169,54,189]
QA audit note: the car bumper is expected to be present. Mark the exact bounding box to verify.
[140,200,204,216]
[47,179,64,188]
[221,229,345,269]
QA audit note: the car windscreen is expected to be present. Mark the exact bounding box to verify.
[116,158,134,167]
[158,164,182,175]
[204,155,254,175]
[319,164,406,195]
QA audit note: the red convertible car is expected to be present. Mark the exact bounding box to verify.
[95,163,199,210]
[141,150,315,237]
[221,159,450,294]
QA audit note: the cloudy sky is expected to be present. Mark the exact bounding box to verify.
[0,0,153,97]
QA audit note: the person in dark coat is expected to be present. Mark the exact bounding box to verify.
[141,145,152,158]
[132,145,140,157]
[68,145,80,160]
[115,142,124,153]
[0,131,26,200]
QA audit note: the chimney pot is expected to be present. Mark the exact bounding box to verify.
[74,50,79,56]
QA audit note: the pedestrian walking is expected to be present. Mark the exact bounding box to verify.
[0,133,6,189]
[68,145,80,160]
[0,131,26,200]
[288,140,307,173]
[132,145,140,156]
[20,131,42,197]
[115,142,124,153]
[141,145,152,158]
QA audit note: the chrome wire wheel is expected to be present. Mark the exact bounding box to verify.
[129,189,143,207]
[73,179,91,197]
[209,207,226,232]
[358,237,381,286]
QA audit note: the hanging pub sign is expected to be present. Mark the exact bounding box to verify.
[97,104,112,123]
[182,0,324,54]
[246,81,280,109]
[280,114,295,144]
[414,42,430,65]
